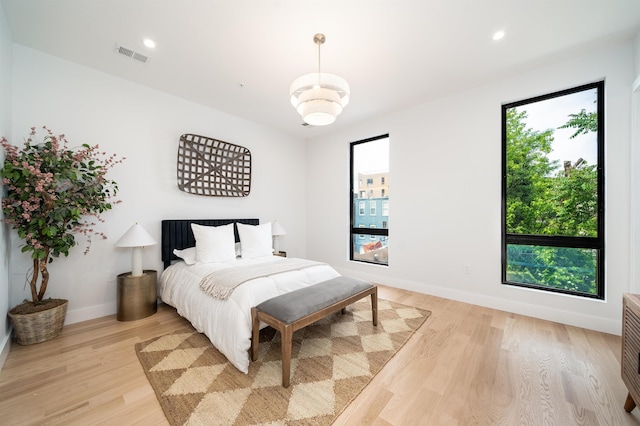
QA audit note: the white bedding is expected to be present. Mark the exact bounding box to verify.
[159,255,340,373]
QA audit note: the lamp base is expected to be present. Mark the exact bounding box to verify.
[131,246,144,276]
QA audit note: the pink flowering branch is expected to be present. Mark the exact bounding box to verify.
[1,126,125,303]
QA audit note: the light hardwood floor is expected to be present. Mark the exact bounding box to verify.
[1,285,639,425]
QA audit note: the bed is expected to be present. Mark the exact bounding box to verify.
[158,219,341,373]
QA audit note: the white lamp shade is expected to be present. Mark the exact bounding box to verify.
[271,220,287,236]
[290,73,350,106]
[115,224,157,248]
[298,100,341,126]
[115,224,156,277]
[290,72,350,126]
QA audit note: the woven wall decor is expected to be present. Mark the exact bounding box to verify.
[177,134,251,197]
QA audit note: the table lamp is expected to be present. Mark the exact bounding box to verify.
[115,223,157,276]
[271,220,287,253]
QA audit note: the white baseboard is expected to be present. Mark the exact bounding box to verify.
[64,301,117,325]
[335,267,621,336]
[0,328,12,372]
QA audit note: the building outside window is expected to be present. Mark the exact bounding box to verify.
[501,81,604,298]
[350,134,389,265]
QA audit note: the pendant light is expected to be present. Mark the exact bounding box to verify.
[289,34,350,126]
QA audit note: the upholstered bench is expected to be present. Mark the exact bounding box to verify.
[250,276,378,387]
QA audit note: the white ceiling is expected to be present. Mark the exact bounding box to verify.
[2,0,640,139]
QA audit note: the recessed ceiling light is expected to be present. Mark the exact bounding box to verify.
[493,30,505,41]
[143,38,156,48]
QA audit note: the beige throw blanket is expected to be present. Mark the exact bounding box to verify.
[200,258,326,300]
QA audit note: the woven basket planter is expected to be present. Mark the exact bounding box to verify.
[8,299,68,345]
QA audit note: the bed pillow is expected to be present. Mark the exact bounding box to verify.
[237,222,273,259]
[173,247,197,265]
[191,223,237,263]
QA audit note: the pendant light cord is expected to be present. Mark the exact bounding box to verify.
[314,33,325,87]
[317,39,321,85]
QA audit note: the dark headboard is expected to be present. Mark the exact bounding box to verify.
[161,218,259,269]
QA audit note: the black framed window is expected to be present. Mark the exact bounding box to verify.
[350,134,389,265]
[501,81,604,298]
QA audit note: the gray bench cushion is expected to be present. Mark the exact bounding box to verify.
[255,276,374,325]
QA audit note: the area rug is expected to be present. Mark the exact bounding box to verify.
[135,298,430,425]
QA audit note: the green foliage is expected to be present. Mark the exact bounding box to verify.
[548,164,598,237]
[507,245,597,295]
[1,127,123,302]
[505,107,598,294]
[558,109,598,139]
[505,108,557,235]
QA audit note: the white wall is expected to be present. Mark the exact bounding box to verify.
[632,30,640,293]
[8,45,306,324]
[0,3,13,369]
[306,40,635,335]
[634,31,640,77]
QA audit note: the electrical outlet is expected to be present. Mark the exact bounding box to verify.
[463,265,471,275]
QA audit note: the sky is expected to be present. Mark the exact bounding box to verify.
[352,137,389,192]
[353,137,389,175]
[516,88,598,169]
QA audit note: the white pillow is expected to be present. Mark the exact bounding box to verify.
[191,223,236,263]
[237,222,273,259]
[173,247,197,265]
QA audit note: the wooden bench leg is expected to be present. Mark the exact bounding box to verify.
[371,288,378,326]
[281,325,293,388]
[251,308,259,362]
[625,392,636,412]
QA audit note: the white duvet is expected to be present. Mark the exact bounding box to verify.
[159,255,340,373]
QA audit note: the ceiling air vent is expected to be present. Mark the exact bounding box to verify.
[115,44,149,64]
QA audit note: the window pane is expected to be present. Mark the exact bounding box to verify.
[506,244,597,295]
[505,88,598,238]
[352,235,388,265]
[351,135,389,266]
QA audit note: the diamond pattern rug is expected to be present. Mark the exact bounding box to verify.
[135,298,430,425]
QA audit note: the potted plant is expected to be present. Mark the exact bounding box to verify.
[1,126,123,344]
